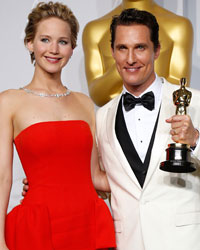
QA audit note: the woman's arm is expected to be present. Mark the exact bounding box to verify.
[0,92,14,250]
[90,136,110,192]
[89,102,110,192]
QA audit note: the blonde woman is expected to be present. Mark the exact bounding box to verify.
[0,2,116,250]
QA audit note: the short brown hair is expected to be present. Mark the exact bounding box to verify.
[110,8,160,51]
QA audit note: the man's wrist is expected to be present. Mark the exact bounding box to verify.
[191,128,199,149]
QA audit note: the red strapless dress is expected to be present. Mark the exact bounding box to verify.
[5,120,116,250]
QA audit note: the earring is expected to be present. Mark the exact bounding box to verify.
[29,51,35,64]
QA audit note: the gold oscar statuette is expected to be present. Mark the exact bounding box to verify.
[160,78,196,173]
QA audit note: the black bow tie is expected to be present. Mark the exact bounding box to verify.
[123,91,155,111]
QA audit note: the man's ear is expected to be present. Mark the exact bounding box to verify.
[154,44,161,60]
[111,47,115,59]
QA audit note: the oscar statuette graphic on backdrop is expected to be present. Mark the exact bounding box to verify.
[160,78,196,173]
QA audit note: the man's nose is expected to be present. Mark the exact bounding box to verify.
[127,49,136,65]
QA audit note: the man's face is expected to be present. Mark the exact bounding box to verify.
[112,24,160,96]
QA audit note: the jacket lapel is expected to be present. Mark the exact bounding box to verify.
[106,94,142,190]
[143,80,176,189]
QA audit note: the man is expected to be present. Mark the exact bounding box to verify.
[82,0,193,106]
[96,8,200,250]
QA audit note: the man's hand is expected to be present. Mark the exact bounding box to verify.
[166,115,199,147]
[22,178,29,197]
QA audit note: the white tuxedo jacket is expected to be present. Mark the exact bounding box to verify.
[96,79,200,250]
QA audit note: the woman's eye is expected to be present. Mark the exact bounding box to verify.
[59,40,68,45]
[41,38,49,43]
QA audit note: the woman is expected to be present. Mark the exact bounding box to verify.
[0,2,116,250]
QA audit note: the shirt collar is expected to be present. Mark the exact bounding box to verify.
[122,74,163,110]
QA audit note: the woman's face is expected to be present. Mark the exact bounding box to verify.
[27,17,73,75]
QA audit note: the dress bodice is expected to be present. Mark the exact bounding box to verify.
[15,120,93,190]
[14,120,97,209]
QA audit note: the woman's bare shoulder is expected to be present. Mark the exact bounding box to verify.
[71,91,95,108]
[70,91,96,128]
[0,88,23,97]
[0,88,24,109]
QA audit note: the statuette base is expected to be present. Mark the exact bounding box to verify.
[160,143,196,173]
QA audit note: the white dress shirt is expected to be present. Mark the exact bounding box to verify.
[122,75,163,162]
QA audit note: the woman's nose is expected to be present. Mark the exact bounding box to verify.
[50,42,59,54]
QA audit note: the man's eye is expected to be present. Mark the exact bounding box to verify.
[137,45,145,50]
[119,45,126,50]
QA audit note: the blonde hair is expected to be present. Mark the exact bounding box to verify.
[24,1,79,63]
